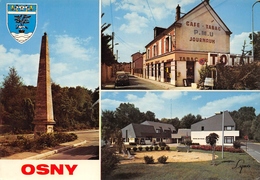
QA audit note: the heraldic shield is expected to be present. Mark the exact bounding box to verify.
[6,4,37,44]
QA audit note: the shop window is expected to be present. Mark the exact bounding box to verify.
[224,136,234,144]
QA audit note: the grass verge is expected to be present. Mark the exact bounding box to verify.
[103,150,260,180]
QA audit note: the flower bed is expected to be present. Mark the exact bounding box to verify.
[191,145,244,153]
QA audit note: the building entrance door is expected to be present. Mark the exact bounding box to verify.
[186,61,194,86]
[164,62,171,82]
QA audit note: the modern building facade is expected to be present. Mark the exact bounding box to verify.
[121,121,176,145]
[191,111,239,146]
[144,0,253,87]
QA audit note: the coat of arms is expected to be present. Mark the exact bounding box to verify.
[6,4,37,44]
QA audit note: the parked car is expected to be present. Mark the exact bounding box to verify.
[115,71,130,86]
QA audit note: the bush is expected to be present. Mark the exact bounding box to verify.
[154,145,159,151]
[159,142,166,147]
[126,147,131,151]
[149,146,153,151]
[138,146,143,151]
[144,156,154,164]
[133,147,137,152]
[101,147,120,178]
[54,132,77,143]
[157,155,168,164]
[145,146,149,151]
[160,146,165,150]
[233,141,241,149]
[165,146,170,150]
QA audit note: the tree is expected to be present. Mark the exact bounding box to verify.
[230,107,256,138]
[161,117,180,131]
[251,114,260,141]
[114,103,143,128]
[101,13,116,66]
[0,67,28,133]
[101,110,116,142]
[206,133,219,166]
[180,114,202,129]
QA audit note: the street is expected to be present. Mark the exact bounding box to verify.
[108,75,166,90]
[43,130,99,160]
[243,142,260,163]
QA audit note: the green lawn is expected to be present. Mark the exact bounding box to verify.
[103,150,260,180]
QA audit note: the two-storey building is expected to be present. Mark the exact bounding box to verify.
[144,0,252,87]
[191,111,239,146]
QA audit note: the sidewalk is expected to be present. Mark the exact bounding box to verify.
[1,139,87,160]
[102,75,197,90]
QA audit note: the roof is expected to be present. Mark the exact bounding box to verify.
[172,129,191,138]
[131,123,156,137]
[191,111,236,131]
[145,0,232,48]
[141,121,176,132]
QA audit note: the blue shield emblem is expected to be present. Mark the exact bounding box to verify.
[6,4,37,44]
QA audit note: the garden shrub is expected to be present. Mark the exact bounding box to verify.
[159,142,166,147]
[165,145,170,150]
[158,155,168,164]
[145,146,149,151]
[149,146,153,151]
[133,147,137,152]
[144,156,154,164]
[126,147,131,151]
[154,145,159,151]
[138,146,143,151]
[233,141,241,149]
[160,146,165,150]
[101,147,120,178]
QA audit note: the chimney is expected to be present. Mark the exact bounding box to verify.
[176,4,181,21]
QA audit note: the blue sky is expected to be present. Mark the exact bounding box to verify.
[101,0,260,63]
[101,91,260,119]
[0,0,99,90]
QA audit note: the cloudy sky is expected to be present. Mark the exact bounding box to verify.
[0,0,99,90]
[101,0,260,62]
[101,91,260,120]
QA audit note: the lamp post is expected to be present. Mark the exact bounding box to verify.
[252,0,260,61]
[215,111,224,159]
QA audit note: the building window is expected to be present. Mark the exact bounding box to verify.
[224,126,234,131]
[201,126,204,131]
[224,136,234,144]
[165,37,169,52]
[153,44,157,57]
[147,49,150,59]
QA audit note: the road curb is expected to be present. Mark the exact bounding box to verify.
[23,140,87,160]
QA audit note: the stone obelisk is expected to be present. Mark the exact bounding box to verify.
[33,32,55,136]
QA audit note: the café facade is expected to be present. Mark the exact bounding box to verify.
[144,0,253,87]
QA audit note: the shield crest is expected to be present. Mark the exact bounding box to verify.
[6,4,37,44]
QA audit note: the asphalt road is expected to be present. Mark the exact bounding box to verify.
[243,142,260,163]
[44,130,99,160]
[114,75,166,90]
